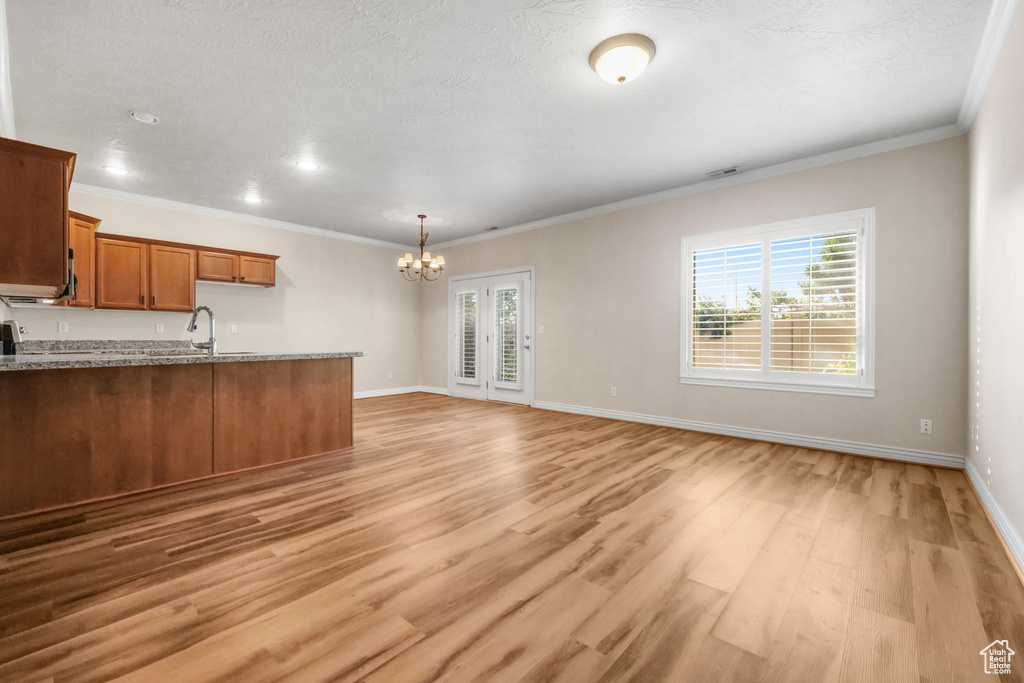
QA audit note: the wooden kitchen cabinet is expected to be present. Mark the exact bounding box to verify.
[213,358,353,473]
[239,255,275,285]
[197,250,239,282]
[0,137,76,299]
[64,211,100,307]
[93,233,277,312]
[0,364,214,517]
[149,244,196,311]
[95,238,148,309]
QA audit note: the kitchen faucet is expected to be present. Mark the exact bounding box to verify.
[187,305,217,357]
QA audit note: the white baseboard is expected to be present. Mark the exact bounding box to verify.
[964,459,1024,576]
[354,386,448,399]
[534,400,965,469]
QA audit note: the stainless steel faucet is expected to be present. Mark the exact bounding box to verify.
[187,305,217,357]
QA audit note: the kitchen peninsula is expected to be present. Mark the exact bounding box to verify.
[0,341,365,518]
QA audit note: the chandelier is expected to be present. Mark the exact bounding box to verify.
[397,214,446,282]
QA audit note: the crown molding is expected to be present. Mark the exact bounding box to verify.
[0,0,15,138]
[431,122,965,250]
[958,0,1021,128]
[70,183,413,250]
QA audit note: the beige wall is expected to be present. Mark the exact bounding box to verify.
[968,8,1024,538]
[0,137,973,458]
[3,191,422,394]
[422,136,969,455]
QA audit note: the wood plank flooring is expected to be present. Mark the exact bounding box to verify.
[0,393,1021,682]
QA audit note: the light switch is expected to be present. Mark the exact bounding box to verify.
[230,324,238,334]
[537,325,546,334]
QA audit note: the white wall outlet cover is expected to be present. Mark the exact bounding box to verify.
[920,419,933,435]
[58,322,69,333]
[155,323,165,333]
[537,325,546,334]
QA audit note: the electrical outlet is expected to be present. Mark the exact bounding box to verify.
[537,325,545,334]
[155,323,164,333]
[230,324,238,334]
[610,386,617,397]
[57,321,69,333]
[920,419,933,435]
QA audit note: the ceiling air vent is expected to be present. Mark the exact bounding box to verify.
[706,166,741,179]
[484,226,501,232]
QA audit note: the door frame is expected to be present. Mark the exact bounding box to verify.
[446,265,536,406]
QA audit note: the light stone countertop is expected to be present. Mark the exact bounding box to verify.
[0,340,365,372]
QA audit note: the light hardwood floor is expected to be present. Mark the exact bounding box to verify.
[0,393,1021,682]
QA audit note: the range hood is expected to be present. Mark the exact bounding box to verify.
[1,251,75,307]
[0,137,77,304]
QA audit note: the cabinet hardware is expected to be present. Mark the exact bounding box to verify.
[151,296,156,306]
[240,276,245,281]
[139,295,144,305]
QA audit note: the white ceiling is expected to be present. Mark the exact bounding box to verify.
[7,0,992,246]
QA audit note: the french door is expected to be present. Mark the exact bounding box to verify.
[449,270,533,405]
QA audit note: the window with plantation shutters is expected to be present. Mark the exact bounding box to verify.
[494,286,520,385]
[681,209,874,397]
[691,242,763,370]
[456,291,477,381]
[769,230,858,375]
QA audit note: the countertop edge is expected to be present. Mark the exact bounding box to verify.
[0,351,367,372]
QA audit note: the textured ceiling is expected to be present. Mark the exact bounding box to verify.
[7,0,991,245]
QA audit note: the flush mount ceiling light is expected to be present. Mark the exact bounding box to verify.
[104,165,129,176]
[397,214,446,282]
[295,160,319,171]
[243,193,262,204]
[589,33,656,84]
[129,111,159,124]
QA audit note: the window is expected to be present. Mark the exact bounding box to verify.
[456,291,477,380]
[494,286,520,385]
[681,208,874,397]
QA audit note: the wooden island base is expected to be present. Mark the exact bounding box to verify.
[0,357,353,519]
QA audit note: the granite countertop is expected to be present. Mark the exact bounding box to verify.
[0,340,366,372]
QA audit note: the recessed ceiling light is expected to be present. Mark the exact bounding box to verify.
[243,193,262,204]
[104,166,129,176]
[130,111,159,124]
[589,33,656,84]
[295,160,319,171]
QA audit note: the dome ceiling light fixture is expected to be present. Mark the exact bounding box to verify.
[397,214,446,282]
[589,33,656,84]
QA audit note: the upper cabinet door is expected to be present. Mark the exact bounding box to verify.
[96,238,147,310]
[66,212,100,308]
[196,250,239,283]
[0,137,75,298]
[149,245,196,312]
[239,256,275,286]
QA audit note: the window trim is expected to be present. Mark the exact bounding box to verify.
[680,208,875,398]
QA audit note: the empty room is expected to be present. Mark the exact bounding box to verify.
[0,0,1022,681]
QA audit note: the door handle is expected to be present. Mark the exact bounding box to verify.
[524,344,531,350]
